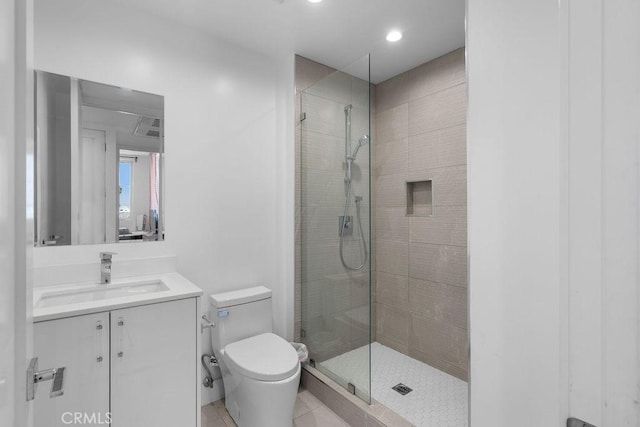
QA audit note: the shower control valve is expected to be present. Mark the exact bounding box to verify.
[338,215,353,236]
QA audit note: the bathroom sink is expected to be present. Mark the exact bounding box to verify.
[32,272,203,322]
[35,280,170,309]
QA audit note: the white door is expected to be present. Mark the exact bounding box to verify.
[564,0,640,426]
[110,299,197,427]
[33,314,110,427]
[78,129,107,244]
[2,0,33,425]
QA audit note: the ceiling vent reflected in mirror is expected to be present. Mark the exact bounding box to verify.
[134,117,162,138]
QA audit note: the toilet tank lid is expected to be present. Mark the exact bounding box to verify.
[209,286,272,308]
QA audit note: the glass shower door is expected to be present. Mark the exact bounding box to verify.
[299,55,371,403]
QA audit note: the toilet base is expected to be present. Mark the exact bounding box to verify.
[221,360,301,427]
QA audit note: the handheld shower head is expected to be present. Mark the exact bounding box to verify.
[350,134,370,159]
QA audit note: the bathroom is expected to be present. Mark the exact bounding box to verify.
[2,0,640,427]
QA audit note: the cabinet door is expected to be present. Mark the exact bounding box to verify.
[111,298,197,427]
[34,313,110,427]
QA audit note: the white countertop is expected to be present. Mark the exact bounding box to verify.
[33,272,203,322]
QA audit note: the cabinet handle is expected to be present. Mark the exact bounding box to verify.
[96,321,103,363]
[117,317,124,358]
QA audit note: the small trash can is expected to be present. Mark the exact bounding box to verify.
[290,342,309,363]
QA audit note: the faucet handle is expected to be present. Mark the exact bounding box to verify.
[100,252,117,260]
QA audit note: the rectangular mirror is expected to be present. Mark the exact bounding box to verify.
[35,71,164,246]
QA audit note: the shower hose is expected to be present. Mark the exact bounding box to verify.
[339,184,368,271]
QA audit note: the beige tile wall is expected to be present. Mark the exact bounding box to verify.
[373,47,468,380]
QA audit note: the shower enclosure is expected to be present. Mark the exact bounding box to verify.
[297,47,469,426]
[298,55,372,403]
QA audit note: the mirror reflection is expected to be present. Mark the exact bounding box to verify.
[35,71,164,246]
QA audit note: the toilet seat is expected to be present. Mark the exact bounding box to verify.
[223,332,299,381]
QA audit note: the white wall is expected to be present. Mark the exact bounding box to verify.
[468,0,640,426]
[467,1,562,424]
[34,0,294,405]
[275,53,296,342]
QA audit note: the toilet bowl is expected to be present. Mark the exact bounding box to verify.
[209,286,300,427]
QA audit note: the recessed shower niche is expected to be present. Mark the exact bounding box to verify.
[406,180,433,216]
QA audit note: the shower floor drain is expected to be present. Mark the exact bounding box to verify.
[392,383,413,396]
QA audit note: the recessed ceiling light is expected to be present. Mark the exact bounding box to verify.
[386,30,403,42]
[308,0,323,3]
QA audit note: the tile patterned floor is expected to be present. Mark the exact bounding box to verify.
[201,399,236,427]
[322,342,468,427]
[201,389,349,427]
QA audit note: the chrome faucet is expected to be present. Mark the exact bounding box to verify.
[100,252,117,284]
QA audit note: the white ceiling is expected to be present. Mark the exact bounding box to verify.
[112,0,465,83]
[81,106,163,152]
[80,80,163,118]
[80,80,163,152]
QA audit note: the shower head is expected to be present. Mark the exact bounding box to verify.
[350,134,370,159]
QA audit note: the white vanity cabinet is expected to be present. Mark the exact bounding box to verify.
[110,298,197,426]
[34,313,110,427]
[34,297,198,427]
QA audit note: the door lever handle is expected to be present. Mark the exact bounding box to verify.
[26,357,66,401]
[49,367,65,397]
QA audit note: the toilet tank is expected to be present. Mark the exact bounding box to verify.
[209,286,273,351]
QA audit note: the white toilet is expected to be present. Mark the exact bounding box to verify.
[209,286,301,427]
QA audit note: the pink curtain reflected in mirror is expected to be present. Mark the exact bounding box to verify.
[147,153,160,233]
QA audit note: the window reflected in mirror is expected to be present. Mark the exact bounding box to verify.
[117,150,161,241]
